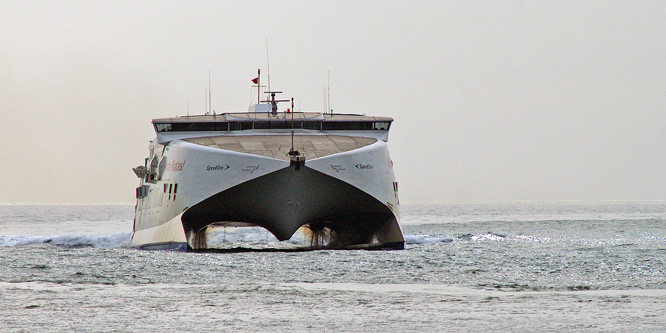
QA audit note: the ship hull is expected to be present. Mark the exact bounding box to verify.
[131,135,403,250]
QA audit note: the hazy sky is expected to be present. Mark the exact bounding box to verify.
[1,1,665,204]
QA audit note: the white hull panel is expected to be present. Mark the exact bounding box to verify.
[131,212,187,249]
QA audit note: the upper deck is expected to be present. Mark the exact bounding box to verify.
[151,112,394,143]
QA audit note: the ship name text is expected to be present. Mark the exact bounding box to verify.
[166,160,186,172]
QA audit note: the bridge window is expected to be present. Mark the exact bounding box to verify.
[230,122,253,130]
[374,122,390,130]
[251,121,290,129]
[154,120,390,132]
[155,123,172,132]
[303,121,321,130]
[154,122,230,132]
[322,121,374,130]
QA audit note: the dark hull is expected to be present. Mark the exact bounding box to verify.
[182,163,404,249]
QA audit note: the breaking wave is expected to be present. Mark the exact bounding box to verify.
[207,227,279,243]
[206,227,309,246]
[404,234,454,244]
[0,231,546,249]
[0,233,131,248]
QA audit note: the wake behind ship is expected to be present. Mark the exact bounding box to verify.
[130,74,404,251]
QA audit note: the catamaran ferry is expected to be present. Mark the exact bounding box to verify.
[130,72,404,250]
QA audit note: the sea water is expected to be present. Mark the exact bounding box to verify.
[1,203,665,331]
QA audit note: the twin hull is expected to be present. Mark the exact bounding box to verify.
[131,136,404,250]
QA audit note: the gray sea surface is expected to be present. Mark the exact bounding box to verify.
[1,203,665,331]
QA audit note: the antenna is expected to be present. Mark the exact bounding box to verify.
[208,69,212,115]
[266,38,271,93]
[287,96,303,170]
[253,68,261,119]
[290,98,295,159]
[327,71,332,115]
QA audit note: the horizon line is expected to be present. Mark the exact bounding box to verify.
[1,200,665,206]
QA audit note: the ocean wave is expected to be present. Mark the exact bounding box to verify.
[470,233,507,242]
[0,231,553,248]
[207,227,279,244]
[404,234,454,244]
[405,233,552,244]
[0,233,131,248]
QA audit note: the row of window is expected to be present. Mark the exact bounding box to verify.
[155,121,391,132]
[164,183,178,201]
[136,183,179,200]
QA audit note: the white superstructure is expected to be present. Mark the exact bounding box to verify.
[131,87,404,251]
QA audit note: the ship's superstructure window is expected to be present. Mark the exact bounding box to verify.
[230,122,253,131]
[251,121,292,129]
[154,120,390,132]
[322,121,373,131]
[136,185,149,199]
[155,122,230,132]
[155,123,172,132]
[302,121,321,130]
[374,122,390,130]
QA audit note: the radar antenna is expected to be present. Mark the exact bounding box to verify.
[261,91,289,115]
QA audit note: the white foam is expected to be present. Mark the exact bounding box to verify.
[0,233,131,248]
[513,234,551,243]
[207,227,279,243]
[471,233,506,241]
[404,234,453,244]
[206,227,311,245]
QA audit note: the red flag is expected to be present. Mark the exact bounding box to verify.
[251,77,258,84]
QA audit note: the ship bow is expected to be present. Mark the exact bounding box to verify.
[182,163,404,249]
